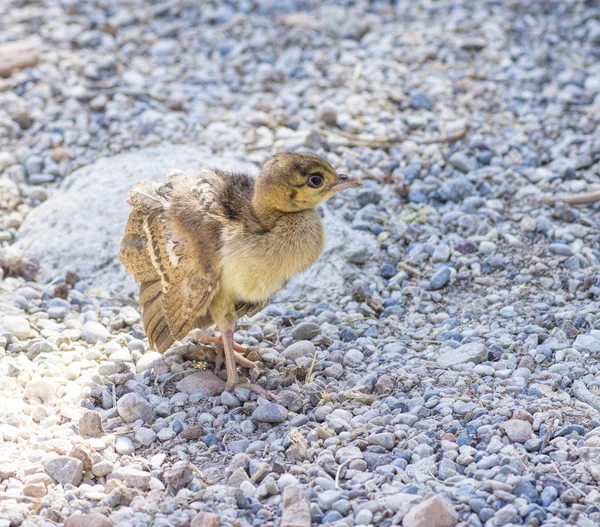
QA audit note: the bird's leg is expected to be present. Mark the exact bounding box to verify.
[198,335,249,354]
[198,334,256,374]
[221,327,238,392]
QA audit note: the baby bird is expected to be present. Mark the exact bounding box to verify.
[119,152,362,391]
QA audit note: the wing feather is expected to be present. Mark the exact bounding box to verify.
[119,170,222,353]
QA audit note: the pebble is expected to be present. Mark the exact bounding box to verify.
[251,403,288,423]
[430,267,452,290]
[82,321,110,344]
[115,437,135,455]
[437,343,487,367]
[44,456,83,487]
[117,393,155,423]
[501,419,533,443]
[64,514,112,527]
[2,316,30,339]
[283,341,315,361]
[291,322,320,340]
[403,495,459,527]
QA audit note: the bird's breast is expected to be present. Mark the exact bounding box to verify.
[219,210,324,303]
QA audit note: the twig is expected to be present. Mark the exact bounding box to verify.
[335,458,353,489]
[306,344,319,383]
[572,380,600,412]
[397,261,421,277]
[0,493,40,502]
[551,461,587,498]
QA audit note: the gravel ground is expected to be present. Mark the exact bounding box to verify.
[1,1,600,526]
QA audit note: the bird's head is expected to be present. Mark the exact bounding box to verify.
[254,152,362,213]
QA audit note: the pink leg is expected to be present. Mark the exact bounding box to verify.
[221,328,238,392]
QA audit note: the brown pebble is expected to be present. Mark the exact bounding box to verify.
[181,424,203,440]
[441,433,457,442]
[79,410,105,438]
[190,511,219,527]
[64,513,112,527]
[53,283,69,299]
[65,271,81,286]
[23,482,47,498]
[281,486,311,527]
[51,146,73,162]
[512,409,534,423]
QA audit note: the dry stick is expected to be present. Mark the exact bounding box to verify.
[551,462,587,498]
[335,458,353,489]
[571,380,600,412]
[320,128,466,148]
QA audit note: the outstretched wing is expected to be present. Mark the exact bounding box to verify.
[119,170,221,353]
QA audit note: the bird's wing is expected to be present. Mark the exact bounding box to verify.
[119,170,221,352]
[235,300,269,319]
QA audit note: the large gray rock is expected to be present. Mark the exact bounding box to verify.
[15,144,376,301]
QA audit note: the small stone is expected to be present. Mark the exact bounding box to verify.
[166,461,194,493]
[44,456,83,487]
[432,244,450,263]
[117,393,154,423]
[64,513,112,527]
[136,351,162,373]
[478,241,497,254]
[348,250,370,265]
[549,243,573,257]
[283,341,315,361]
[92,461,114,478]
[291,322,320,340]
[0,152,17,172]
[573,334,600,353]
[79,410,105,437]
[176,371,226,396]
[430,267,452,290]
[23,482,47,498]
[121,467,151,489]
[2,316,30,339]
[220,391,241,407]
[25,378,56,402]
[355,509,373,525]
[0,423,20,441]
[410,92,433,110]
[493,504,520,526]
[157,428,176,441]
[252,403,288,423]
[82,321,110,344]
[501,419,533,443]
[340,328,358,342]
[344,348,364,366]
[0,40,40,77]
[448,151,476,173]
[119,305,141,325]
[318,490,341,510]
[281,485,311,527]
[51,146,73,162]
[380,263,397,279]
[228,467,250,487]
[403,495,459,527]
[191,512,219,527]
[115,436,135,455]
[437,342,487,367]
[368,432,395,450]
[135,428,157,446]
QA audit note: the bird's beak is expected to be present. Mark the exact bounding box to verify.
[331,173,363,193]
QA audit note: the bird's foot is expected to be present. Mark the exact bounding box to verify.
[222,381,273,400]
[200,335,257,373]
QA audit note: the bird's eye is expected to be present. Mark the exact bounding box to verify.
[307,173,324,188]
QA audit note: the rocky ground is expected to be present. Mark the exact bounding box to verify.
[1,0,600,526]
